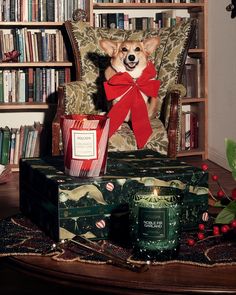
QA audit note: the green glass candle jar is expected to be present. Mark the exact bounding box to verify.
[129,186,183,261]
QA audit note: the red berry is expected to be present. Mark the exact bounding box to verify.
[198,224,205,231]
[213,226,220,235]
[201,164,208,171]
[197,232,205,240]
[217,190,225,198]
[212,175,219,181]
[187,239,195,246]
[232,188,236,200]
[221,225,230,233]
[230,220,236,228]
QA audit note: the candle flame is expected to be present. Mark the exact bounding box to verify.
[153,188,159,196]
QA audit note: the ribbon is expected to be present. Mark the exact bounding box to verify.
[104,62,160,148]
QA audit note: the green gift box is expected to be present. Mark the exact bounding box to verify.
[20,150,208,242]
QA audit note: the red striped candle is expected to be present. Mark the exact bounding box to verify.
[60,114,110,177]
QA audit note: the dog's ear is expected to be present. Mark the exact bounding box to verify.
[143,37,160,55]
[99,39,119,57]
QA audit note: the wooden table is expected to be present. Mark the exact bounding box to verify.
[3,254,236,294]
[2,165,236,294]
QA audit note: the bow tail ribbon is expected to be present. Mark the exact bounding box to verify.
[131,88,153,149]
[107,87,152,149]
[107,90,132,138]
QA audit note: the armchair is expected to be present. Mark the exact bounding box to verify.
[52,15,195,158]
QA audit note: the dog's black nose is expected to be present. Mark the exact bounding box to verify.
[128,55,135,62]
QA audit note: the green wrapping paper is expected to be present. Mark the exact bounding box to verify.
[20,150,208,242]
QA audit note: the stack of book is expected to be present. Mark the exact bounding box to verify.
[0,0,86,22]
[94,11,189,29]
[0,68,70,104]
[0,122,43,166]
[0,28,67,63]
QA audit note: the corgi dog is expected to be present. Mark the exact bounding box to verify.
[99,37,160,121]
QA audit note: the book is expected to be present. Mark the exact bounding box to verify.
[9,128,17,164]
[116,13,124,30]
[190,112,199,149]
[181,111,186,151]
[1,126,10,165]
[18,70,26,102]
[21,125,31,158]
[107,14,117,29]
[18,125,25,159]
[13,128,20,165]
[46,1,54,21]
[3,70,9,103]
[0,70,3,103]
[25,128,34,158]
[28,68,34,102]
[27,30,34,62]
[11,70,16,103]
[182,105,191,150]
[185,112,191,150]
[0,129,3,159]
[182,56,201,98]
[32,121,43,157]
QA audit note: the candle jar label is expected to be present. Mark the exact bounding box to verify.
[71,129,97,160]
[138,207,168,240]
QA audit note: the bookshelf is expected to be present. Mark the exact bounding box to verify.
[84,0,208,159]
[0,1,85,169]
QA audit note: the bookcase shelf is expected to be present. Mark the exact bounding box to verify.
[0,62,72,68]
[0,102,54,110]
[93,3,204,9]
[0,22,64,28]
[0,15,74,167]
[88,0,208,159]
[177,148,205,158]
[182,98,206,103]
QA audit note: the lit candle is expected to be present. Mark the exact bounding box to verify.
[129,186,183,261]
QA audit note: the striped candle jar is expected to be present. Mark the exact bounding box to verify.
[60,114,110,177]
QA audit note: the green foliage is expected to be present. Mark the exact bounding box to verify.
[225,138,236,180]
[213,139,236,224]
[215,201,236,224]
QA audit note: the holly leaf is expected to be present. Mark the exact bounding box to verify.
[214,201,225,208]
[214,201,236,224]
[225,138,236,180]
[233,170,236,180]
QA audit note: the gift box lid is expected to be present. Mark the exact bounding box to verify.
[20,149,208,191]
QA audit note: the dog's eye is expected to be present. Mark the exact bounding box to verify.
[121,47,128,52]
[135,47,141,52]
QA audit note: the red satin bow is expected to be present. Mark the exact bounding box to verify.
[104,61,160,148]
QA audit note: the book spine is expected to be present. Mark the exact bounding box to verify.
[28,68,34,102]
[1,127,10,165]
[9,128,16,164]
[13,128,20,165]
[0,70,3,103]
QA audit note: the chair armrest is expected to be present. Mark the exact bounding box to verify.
[52,86,65,156]
[160,84,186,158]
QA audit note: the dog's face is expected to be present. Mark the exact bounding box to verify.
[100,37,160,79]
